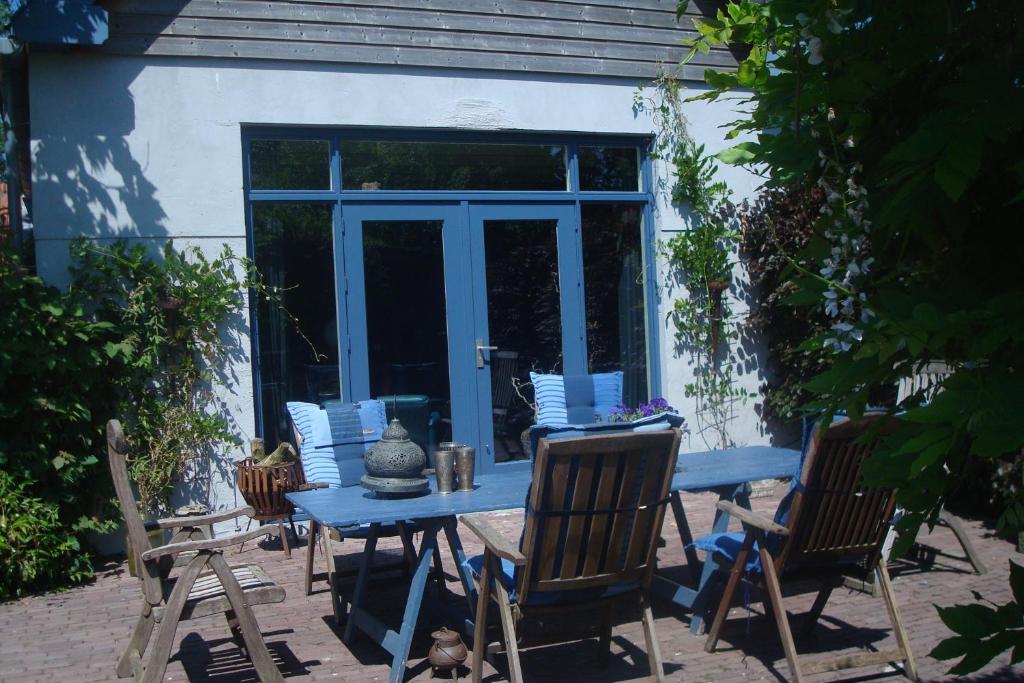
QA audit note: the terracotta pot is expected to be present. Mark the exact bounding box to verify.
[428,627,468,671]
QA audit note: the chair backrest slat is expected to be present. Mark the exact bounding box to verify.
[491,351,519,412]
[780,415,898,570]
[517,429,680,604]
[106,420,164,605]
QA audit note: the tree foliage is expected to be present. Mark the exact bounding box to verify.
[739,184,829,422]
[678,0,1024,672]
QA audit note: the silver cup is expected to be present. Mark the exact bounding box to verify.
[454,446,475,491]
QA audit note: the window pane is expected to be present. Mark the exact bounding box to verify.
[252,203,337,442]
[362,221,451,455]
[578,146,640,191]
[250,139,331,190]
[581,204,648,407]
[342,141,567,191]
[485,219,562,461]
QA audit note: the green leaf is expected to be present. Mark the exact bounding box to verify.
[715,141,758,165]
[52,455,67,470]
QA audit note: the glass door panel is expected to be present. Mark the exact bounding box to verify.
[340,204,474,457]
[581,204,649,407]
[251,202,337,444]
[469,204,581,470]
[362,220,451,455]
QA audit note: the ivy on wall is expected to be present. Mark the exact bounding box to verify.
[636,74,747,449]
[0,238,289,598]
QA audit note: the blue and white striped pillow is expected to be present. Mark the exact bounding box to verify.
[529,371,624,426]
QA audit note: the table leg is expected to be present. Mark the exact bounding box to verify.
[671,491,702,585]
[441,515,476,617]
[342,522,381,640]
[387,518,442,683]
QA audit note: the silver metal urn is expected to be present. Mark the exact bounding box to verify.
[361,418,429,495]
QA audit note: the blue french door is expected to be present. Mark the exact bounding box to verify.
[468,203,579,473]
[338,201,581,473]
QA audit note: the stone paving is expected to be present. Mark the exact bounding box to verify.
[2,484,1022,682]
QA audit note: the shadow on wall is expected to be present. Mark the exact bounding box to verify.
[29,43,250,541]
[660,208,798,452]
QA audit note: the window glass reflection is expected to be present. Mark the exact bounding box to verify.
[250,139,331,190]
[578,146,640,191]
[581,204,648,407]
[343,141,567,191]
[252,203,337,442]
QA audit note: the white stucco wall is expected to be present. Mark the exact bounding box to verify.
[29,53,770,533]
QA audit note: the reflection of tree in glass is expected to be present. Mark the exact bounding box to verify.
[579,147,640,191]
[582,204,647,406]
[252,203,336,440]
[362,222,450,399]
[250,140,331,190]
[343,142,566,191]
[485,221,563,375]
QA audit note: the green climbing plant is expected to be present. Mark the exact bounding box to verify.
[636,73,748,449]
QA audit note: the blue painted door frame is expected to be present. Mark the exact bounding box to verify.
[467,203,578,473]
[337,201,481,452]
[339,201,580,473]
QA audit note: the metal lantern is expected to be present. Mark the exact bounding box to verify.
[361,418,429,495]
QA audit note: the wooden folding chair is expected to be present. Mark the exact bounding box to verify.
[462,428,682,683]
[701,415,918,682]
[107,419,286,683]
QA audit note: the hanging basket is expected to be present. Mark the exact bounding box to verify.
[236,458,305,521]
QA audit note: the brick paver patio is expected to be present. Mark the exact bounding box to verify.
[2,485,1021,682]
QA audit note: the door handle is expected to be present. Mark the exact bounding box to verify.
[475,339,498,368]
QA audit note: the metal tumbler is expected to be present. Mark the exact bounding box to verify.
[433,448,455,494]
[434,442,464,494]
[454,446,475,491]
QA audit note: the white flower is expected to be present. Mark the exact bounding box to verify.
[844,136,856,148]
[808,37,824,65]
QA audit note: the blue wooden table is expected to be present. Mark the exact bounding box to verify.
[656,446,801,633]
[287,446,799,681]
[287,471,531,683]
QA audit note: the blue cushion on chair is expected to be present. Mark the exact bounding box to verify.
[286,400,388,488]
[692,532,765,573]
[462,555,638,607]
[530,372,623,426]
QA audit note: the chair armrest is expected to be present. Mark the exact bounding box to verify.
[297,482,329,491]
[144,505,256,532]
[716,500,789,536]
[460,513,526,566]
[140,524,279,562]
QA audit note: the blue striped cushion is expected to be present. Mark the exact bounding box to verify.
[286,400,388,488]
[530,371,624,426]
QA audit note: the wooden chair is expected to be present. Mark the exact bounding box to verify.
[490,350,522,458]
[462,428,682,683]
[107,419,286,683]
[700,415,918,682]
